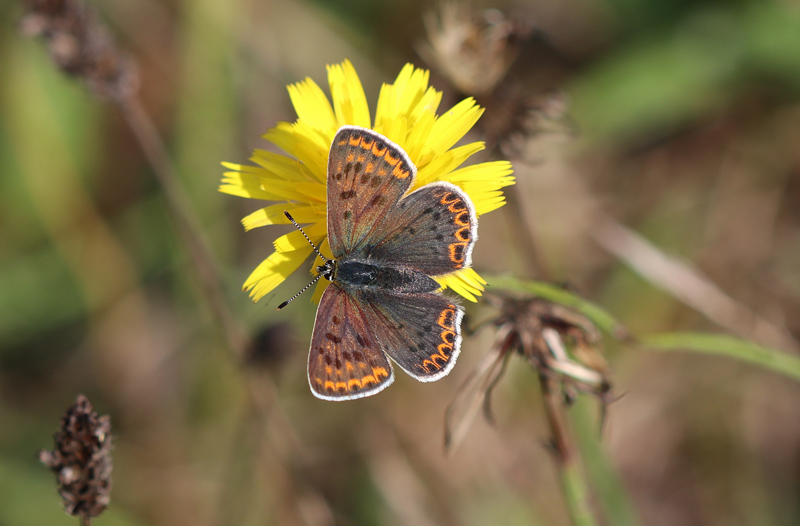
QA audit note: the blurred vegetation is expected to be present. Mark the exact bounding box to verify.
[2,0,800,525]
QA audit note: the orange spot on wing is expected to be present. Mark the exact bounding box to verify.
[448,201,466,213]
[372,143,387,157]
[420,358,439,372]
[432,352,448,367]
[384,151,399,166]
[365,162,375,174]
[438,192,456,205]
[347,153,355,163]
[448,242,467,266]
[438,308,456,330]
[392,164,410,179]
[440,330,455,344]
[454,212,471,227]
[348,135,361,146]
[360,137,374,149]
[455,226,471,241]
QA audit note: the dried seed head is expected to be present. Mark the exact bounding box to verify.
[20,0,139,100]
[445,292,615,453]
[39,395,112,518]
[420,3,530,95]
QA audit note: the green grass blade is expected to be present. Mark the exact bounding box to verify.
[642,332,800,382]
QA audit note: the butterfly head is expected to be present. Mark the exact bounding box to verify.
[317,259,337,282]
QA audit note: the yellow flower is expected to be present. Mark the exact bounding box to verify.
[221,60,514,304]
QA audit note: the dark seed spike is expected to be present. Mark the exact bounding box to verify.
[277,273,323,310]
[284,211,330,263]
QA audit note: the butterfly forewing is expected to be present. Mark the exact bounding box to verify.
[308,283,395,400]
[326,126,416,258]
[358,290,463,382]
[368,182,477,276]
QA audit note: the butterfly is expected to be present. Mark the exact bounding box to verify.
[281,126,478,401]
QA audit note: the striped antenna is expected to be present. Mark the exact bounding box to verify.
[277,211,330,310]
[283,211,329,263]
[277,274,323,310]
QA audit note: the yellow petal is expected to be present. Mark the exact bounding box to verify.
[328,60,371,128]
[434,268,487,302]
[262,122,297,156]
[219,169,283,200]
[273,223,326,252]
[415,142,484,187]
[250,150,308,181]
[287,77,338,132]
[288,121,331,182]
[243,245,314,302]
[427,98,484,154]
[242,203,326,231]
[403,110,436,166]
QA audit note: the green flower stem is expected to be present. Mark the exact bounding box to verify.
[561,462,597,526]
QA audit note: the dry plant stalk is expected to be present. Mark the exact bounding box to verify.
[40,395,112,523]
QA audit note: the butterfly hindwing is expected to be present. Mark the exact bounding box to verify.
[358,290,463,382]
[326,126,416,258]
[308,283,395,400]
[367,182,477,276]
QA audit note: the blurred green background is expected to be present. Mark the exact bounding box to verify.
[2,0,800,525]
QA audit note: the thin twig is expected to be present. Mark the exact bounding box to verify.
[116,96,248,358]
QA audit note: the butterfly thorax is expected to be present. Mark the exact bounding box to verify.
[328,259,440,294]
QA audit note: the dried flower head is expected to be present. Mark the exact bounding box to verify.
[445,293,613,452]
[20,0,138,100]
[420,3,530,95]
[39,395,112,519]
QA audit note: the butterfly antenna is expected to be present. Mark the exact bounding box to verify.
[277,273,323,310]
[277,211,331,311]
[284,211,329,262]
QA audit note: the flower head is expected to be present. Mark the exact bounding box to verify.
[221,60,514,303]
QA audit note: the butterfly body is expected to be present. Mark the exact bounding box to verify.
[333,260,441,294]
[306,126,478,401]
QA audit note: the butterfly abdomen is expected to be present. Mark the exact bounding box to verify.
[336,260,439,294]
